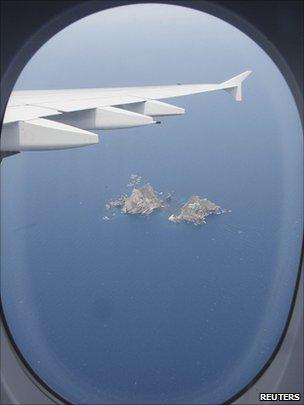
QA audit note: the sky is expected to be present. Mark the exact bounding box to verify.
[1,4,303,404]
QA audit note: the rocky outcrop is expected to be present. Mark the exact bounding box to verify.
[168,196,225,225]
[107,184,163,216]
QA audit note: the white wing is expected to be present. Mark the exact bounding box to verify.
[1,71,251,152]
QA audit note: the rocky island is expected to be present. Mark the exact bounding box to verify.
[168,196,225,225]
[107,184,164,215]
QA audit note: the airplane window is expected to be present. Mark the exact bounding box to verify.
[1,4,303,404]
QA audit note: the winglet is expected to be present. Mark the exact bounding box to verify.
[221,71,252,101]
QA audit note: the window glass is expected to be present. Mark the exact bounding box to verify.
[1,4,303,404]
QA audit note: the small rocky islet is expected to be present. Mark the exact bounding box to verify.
[168,195,226,225]
[107,183,164,215]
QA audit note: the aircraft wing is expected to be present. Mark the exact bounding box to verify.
[1,71,251,152]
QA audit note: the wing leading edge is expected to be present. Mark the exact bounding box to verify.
[1,71,251,152]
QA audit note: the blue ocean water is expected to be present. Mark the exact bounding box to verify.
[1,4,303,404]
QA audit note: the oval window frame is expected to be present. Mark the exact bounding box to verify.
[0,2,303,404]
